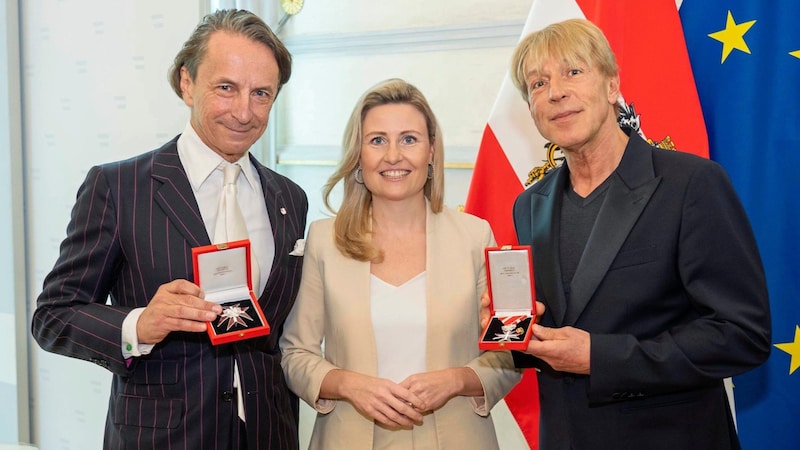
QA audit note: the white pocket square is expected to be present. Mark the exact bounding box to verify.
[289,239,305,256]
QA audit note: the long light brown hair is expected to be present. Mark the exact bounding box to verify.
[323,78,445,262]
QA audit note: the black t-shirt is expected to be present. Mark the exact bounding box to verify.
[559,173,615,302]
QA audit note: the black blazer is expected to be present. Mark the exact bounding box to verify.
[32,136,308,450]
[512,132,770,450]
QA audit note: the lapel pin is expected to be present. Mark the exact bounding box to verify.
[280,207,287,215]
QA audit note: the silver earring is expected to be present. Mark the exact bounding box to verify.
[354,167,364,184]
[427,163,434,180]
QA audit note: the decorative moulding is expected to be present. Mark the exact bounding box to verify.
[283,21,525,56]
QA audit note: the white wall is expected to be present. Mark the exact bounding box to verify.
[22,1,199,448]
[20,1,534,448]
[278,0,533,222]
[0,0,27,444]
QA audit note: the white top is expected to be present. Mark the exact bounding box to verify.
[370,272,427,382]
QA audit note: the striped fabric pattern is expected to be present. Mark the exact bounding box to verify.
[32,136,308,450]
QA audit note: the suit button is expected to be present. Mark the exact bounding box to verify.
[222,391,234,402]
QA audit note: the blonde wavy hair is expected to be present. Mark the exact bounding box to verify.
[322,78,445,262]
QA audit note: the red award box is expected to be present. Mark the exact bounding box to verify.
[192,239,270,345]
[479,245,536,351]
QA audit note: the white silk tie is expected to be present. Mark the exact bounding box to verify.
[214,163,260,293]
[213,163,259,423]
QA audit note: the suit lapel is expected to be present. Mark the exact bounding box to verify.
[252,158,296,280]
[425,204,448,367]
[565,134,661,324]
[151,142,209,248]
[529,170,570,326]
[338,251,376,375]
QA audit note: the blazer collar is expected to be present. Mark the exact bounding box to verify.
[564,131,661,324]
[525,170,569,326]
[525,131,661,326]
[153,136,301,266]
[151,137,210,248]
[251,156,296,268]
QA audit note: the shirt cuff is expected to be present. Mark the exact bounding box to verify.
[122,308,155,359]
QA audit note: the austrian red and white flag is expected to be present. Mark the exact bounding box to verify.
[467,1,708,448]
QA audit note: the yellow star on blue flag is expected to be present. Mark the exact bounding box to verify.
[774,325,800,374]
[707,11,756,63]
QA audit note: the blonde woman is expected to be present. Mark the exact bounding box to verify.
[280,79,520,449]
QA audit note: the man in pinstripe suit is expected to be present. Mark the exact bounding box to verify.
[31,10,307,449]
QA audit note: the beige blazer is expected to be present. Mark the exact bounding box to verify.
[280,206,521,449]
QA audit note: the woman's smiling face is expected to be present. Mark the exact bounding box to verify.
[359,103,433,205]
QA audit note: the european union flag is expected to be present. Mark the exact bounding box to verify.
[681,1,800,448]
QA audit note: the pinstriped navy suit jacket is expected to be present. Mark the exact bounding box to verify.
[32,136,308,450]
